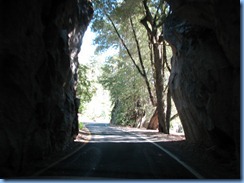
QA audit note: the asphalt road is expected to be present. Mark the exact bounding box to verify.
[35,122,201,179]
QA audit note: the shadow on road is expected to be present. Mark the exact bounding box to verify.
[28,123,239,179]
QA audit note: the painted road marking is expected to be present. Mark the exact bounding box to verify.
[121,129,204,179]
[31,127,91,176]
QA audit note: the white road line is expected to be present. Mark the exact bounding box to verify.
[31,128,92,177]
[31,143,87,177]
[121,129,204,179]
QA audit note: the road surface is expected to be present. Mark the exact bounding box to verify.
[33,122,202,179]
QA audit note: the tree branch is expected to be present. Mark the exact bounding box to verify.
[140,17,152,35]
[142,0,153,25]
[130,17,144,74]
[165,59,171,72]
[104,10,145,77]
[162,39,171,72]
[170,113,179,121]
[140,0,154,38]
[130,17,155,106]
[153,0,164,27]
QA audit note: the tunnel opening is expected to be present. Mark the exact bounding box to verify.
[76,24,184,135]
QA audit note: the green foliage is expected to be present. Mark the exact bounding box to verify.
[79,122,84,130]
[76,64,96,113]
[91,0,146,54]
[99,55,153,126]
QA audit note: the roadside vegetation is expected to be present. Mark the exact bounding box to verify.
[79,122,84,130]
[76,64,96,114]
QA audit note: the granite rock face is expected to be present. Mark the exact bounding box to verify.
[0,0,93,177]
[164,0,240,161]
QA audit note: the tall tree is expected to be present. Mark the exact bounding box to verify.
[138,0,170,133]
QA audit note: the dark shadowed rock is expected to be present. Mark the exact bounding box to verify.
[164,0,240,164]
[0,0,93,177]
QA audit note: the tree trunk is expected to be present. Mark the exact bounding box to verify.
[140,0,170,134]
[170,113,179,121]
[153,42,167,133]
[163,39,170,134]
[165,86,171,134]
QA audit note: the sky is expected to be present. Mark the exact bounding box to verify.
[78,26,118,65]
[78,26,96,64]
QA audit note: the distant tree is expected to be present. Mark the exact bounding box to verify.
[76,64,96,113]
[99,55,152,127]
